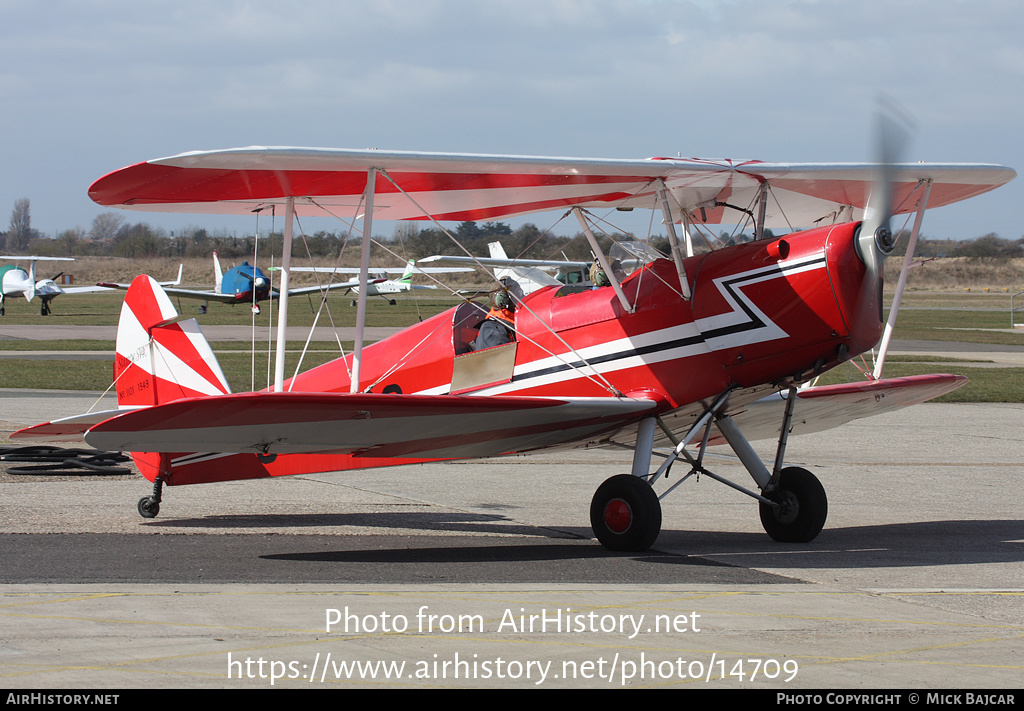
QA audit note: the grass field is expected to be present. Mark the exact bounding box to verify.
[3,289,1024,401]
[0,347,347,394]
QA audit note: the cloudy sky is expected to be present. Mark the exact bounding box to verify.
[2,0,1021,242]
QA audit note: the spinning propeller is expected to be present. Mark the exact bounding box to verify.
[854,103,913,325]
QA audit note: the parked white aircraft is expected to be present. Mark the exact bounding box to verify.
[287,259,472,305]
[0,256,159,316]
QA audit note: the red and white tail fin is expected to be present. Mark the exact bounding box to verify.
[115,275,230,408]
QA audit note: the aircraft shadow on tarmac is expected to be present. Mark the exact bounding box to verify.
[260,543,712,565]
[144,511,559,538]
[143,512,1023,569]
[654,519,1024,569]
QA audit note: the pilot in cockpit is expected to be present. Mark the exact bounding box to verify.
[470,288,516,351]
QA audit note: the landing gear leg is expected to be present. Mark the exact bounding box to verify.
[716,386,828,542]
[758,387,827,541]
[591,416,661,551]
[138,473,166,519]
[643,385,828,545]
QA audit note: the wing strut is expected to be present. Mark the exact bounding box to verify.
[754,181,769,241]
[273,197,295,392]
[872,179,932,379]
[655,179,693,300]
[572,208,633,313]
[352,168,377,392]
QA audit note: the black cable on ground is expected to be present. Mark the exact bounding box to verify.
[0,446,132,475]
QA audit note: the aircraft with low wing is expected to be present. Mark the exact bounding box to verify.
[285,259,474,305]
[13,131,1015,551]
[421,241,593,294]
[98,250,369,314]
[0,256,141,315]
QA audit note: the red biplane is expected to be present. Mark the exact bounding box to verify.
[14,134,1015,551]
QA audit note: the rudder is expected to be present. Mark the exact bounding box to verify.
[115,275,231,408]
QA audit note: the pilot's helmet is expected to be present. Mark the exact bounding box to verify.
[493,290,513,310]
[498,276,524,301]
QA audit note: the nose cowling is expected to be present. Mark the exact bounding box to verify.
[826,221,887,355]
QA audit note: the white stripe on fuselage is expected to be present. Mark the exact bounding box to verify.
[415,252,828,396]
[695,253,826,350]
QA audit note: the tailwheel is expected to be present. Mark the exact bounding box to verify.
[137,496,160,518]
[759,467,827,543]
[590,474,661,552]
[137,474,166,519]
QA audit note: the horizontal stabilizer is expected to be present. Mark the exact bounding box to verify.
[11,408,144,442]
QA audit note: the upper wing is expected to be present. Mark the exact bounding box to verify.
[285,277,367,297]
[97,276,367,301]
[287,266,473,275]
[88,147,1016,228]
[149,286,244,303]
[94,265,183,293]
[418,254,590,270]
[60,284,117,294]
[0,256,75,262]
[82,391,657,459]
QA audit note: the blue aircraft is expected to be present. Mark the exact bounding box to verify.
[99,251,363,314]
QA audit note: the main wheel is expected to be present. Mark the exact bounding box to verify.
[759,467,827,542]
[590,474,662,552]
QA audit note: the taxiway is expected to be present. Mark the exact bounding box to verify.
[1,389,1021,689]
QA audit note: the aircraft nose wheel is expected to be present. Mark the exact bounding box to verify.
[759,467,827,543]
[590,474,662,552]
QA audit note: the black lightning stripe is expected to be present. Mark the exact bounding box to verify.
[510,254,827,385]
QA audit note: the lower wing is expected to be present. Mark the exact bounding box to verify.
[80,391,658,460]
[714,374,968,444]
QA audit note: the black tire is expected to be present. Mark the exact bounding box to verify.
[759,467,827,542]
[590,474,662,552]
[138,496,160,519]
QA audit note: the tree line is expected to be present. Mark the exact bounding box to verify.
[3,198,1022,262]
[0,199,629,263]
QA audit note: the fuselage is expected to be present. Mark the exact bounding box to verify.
[220,263,273,303]
[125,220,884,486]
[286,221,881,417]
[1,265,64,302]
